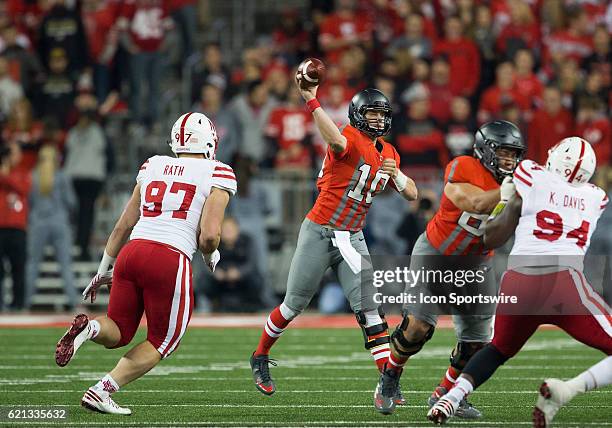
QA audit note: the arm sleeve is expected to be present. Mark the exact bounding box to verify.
[513,160,535,198]
[211,162,237,196]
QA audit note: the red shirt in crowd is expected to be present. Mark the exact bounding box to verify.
[0,168,31,230]
[433,38,480,97]
[265,106,313,168]
[495,22,541,54]
[426,82,453,125]
[478,86,530,123]
[576,118,610,167]
[121,0,171,52]
[514,73,543,107]
[527,108,574,164]
[318,12,371,63]
[82,1,121,64]
[543,30,593,66]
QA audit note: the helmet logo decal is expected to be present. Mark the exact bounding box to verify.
[567,138,585,183]
[179,112,194,146]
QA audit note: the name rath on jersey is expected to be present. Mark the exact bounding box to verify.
[163,165,185,176]
[548,192,586,211]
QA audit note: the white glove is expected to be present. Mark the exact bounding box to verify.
[83,251,116,303]
[500,176,516,202]
[203,250,221,272]
[82,270,113,303]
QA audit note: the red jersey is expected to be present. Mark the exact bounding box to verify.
[307,125,400,232]
[121,0,170,52]
[426,156,499,255]
[265,106,313,168]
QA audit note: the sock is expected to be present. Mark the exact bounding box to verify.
[438,366,460,391]
[93,374,120,394]
[387,352,407,373]
[446,376,473,404]
[567,356,612,393]
[88,320,101,339]
[362,309,390,372]
[255,304,293,355]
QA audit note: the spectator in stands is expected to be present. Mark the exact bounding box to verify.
[63,94,107,261]
[471,4,496,92]
[0,140,30,310]
[191,43,231,104]
[38,0,89,75]
[231,79,276,165]
[38,48,76,128]
[81,0,121,104]
[362,0,403,54]
[201,217,263,312]
[367,186,409,255]
[338,46,367,93]
[495,0,540,60]
[554,58,581,110]
[265,86,313,170]
[264,64,291,104]
[228,154,271,286]
[316,82,349,158]
[584,25,611,90]
[271,8,310,67]
[426,55,453,125]
[0,55,23,122]
[444,96,476,157]
[478,61,529,124]
[575,97,610,167]
[169,0,197,63]
[395,84,447,169]
[397,189,437,254]
[434,15,480,98]
[119,0,173,131]
[2,98,43,172]
[527,86,574,164]
[25,145,77,310]
[386,13,432,62]
[513,49,543,113]
[192,82,239,164]
[0,23,45,101]
[579,70,608,110]
[318,0,372,64]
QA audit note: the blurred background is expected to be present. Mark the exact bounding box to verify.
[0,0,611,315]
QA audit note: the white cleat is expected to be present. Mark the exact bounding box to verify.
[532,379,576,428]
[81,388,132,415]
[55,314,92,367]
[427,396,459,425]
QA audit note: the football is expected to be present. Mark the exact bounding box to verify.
[296,57,326,89]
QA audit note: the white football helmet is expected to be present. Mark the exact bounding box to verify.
[546,137,596,185]
[169,112,218,159]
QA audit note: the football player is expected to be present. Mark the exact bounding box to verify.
[54,113,236,414]
[374,120,526,417]
[249,77,418,396]
[427,137,612,425]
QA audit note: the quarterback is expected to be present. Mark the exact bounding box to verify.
[375,120,527,418]
[428,137,612,426]
[54,113,236,414]
[249,77,418,397]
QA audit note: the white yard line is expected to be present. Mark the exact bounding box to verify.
[2,389,611,394]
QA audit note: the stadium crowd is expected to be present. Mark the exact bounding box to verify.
[0,0,611,312]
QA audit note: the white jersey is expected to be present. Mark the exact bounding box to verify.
[509,159,608,270]
[130,155,237,258]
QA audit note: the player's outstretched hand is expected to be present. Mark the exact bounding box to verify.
[295,75,318,102]
[82,271,113,303]
[381,158,398,178]
[500,176,516,202]
[203,250,221,273]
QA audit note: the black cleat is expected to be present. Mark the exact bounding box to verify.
[250,353,277,396]
[374,366,401,415]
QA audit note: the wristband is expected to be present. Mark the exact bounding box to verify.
[392,171,408,192]
[97,250,116,274]
[306,98,321,113]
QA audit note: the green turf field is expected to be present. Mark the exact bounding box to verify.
[0,326,609,427]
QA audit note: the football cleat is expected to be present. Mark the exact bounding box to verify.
[428,386,482,419]
[374,366,401,415]
[533,379,575,428]
[81,388,132,415]
[250,353,277,396]
[55,314,90,367]
[395,382,407,405]
[427,396,458,425]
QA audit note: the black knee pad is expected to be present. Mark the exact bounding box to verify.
[450,341,487,370]
[390,315,434,357]
[355,308,390,350]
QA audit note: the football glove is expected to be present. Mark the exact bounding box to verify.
[500,176,516,202]
[83,251,116,303]
[203,250,220,273]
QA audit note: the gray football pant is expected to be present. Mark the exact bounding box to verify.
[403,233,494,342]
[282,219,377,315]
